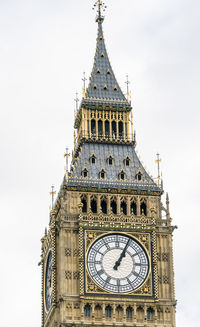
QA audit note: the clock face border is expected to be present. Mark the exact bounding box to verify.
[83,230,154,298]
[44,250,53,313]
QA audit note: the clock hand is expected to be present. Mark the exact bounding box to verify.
[113,239,130,270]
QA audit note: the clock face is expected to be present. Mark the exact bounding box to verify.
[87,234,149,293]
[45,251,53,312]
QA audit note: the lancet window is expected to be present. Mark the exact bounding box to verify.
[119,170,126,180]
[136,171,142,181]
[105,120,109,138]
[126,306,133,319]
[131,200,137,215]
[91,198,97,214]
[107,155,113,166]
[84,304,91,317]
[119,121,123,137]
[90,154,96,164]
[147,308,154,321]
[111,199,117,214]
[81,196,87,213]
[91,119,96,136]
[105,305,112,318]
[112,121,117,139]
[124,156,130,167]
[100,169,106,179]
[140,200,147,216]
[82,168,88,178]
[121,200,127,215]
[101,199,107,214]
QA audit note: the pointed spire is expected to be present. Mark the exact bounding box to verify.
[85,1,128,103]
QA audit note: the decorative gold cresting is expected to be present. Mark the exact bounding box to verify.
[93,0,107,22]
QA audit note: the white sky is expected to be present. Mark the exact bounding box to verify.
[0,0,200,326]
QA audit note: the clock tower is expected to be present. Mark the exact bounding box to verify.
[41,2,176,327]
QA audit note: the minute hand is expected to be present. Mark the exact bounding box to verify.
[113,239,130,271]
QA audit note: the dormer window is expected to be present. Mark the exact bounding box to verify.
[93,84,97,90]
[101,52,104,57]
[107,156,113,166]
[100,169,106,179]
[90,155,96,164]
[100,36,103,40]
[113,85,118,91]
[124,157,130,167]
[96,69,101,74]
[82,168,88,178]
[107,70,111,75]
[136,171,142,181]
[119,170,126,180]
[103,85,108,90]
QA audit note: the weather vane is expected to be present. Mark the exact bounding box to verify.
[93,0,107,21]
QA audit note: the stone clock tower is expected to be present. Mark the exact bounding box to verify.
[41,2,176,327]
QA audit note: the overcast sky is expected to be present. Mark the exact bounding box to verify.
[0,0,200,326]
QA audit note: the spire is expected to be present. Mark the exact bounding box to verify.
[85,2,127,103]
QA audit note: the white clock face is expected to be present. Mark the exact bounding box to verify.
[87,234,149,293]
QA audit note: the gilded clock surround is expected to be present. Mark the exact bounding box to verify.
[40,2,176,327]
[84,230,153,296]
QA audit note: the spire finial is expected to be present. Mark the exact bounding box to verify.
[74,92,79,116]
[82,72,87,98]
[93,1,107,22]
[50,185,56,210]
[125,75,131,103]
[155,153,162,187]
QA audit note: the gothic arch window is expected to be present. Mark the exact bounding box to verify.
[136,171,142,181]
[131,200,137,215]
[81,196,87,213]
[140,201,147,216]
[124,156,130,167]
[105,305,112,318]
[112,121,117,139]
[91,119,96,136]
[119,170,126,180]
[99,169,106,179]
[119,121,123,137]
[82,168,88,178]
[91,198,97,214]
[121,200,127,215]
[105,120,109,138]
[90,154,96,164]
[101,199,107,214]
[147,308,154,321]
[111,199,117,214]
[107,155,113,166]
[126,306,133,319]
[84,304,91,317]
[98,120,103,137]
